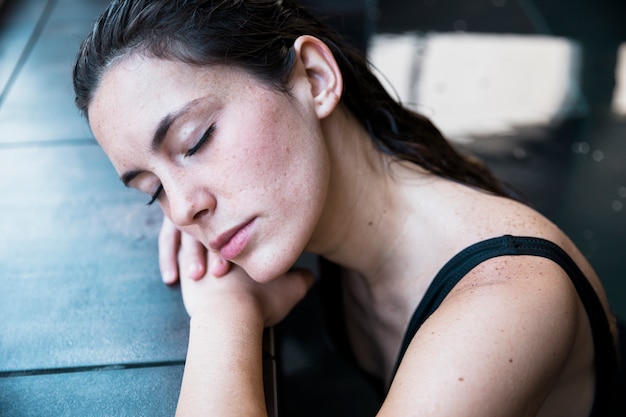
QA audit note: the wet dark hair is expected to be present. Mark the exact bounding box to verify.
[73,0,509,197]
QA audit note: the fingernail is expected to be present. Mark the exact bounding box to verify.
[164,270,177,284]
[188,262,203,279]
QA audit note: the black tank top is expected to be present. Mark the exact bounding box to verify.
[319,235,622,416]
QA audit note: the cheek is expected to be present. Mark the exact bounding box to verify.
[216,91,329,215]
[242,119,325,200]
[257,138,329,234]
[214,118,278,189]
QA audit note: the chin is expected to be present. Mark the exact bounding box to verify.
[238,247,302,284]
[240,264,289,284]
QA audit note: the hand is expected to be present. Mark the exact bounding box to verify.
[158,216,230,284]
[180,263,315,327]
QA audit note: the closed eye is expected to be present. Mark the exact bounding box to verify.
[185,124,216,157]
[146,184,163,206]
[145,124,215,206]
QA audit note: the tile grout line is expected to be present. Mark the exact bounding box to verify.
[0,360,186,378]
[0,0,60,109]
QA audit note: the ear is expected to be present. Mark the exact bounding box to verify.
[292,35,343,119]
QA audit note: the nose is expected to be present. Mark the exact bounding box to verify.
[165,177,216,227]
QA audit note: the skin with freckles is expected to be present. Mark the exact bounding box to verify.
[90,47,333,284]
[87,35,617,417]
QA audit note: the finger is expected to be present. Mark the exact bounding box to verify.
[158,217,182,285]
[179,232,208,281]
[208,248,231,278]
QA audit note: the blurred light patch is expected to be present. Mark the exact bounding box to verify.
[612,42,626,117]
[369,33,582,142]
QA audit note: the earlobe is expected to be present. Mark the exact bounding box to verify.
[293,35,343,119]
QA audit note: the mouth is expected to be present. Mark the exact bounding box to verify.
[209,218,256,261]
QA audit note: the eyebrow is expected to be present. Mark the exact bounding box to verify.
[120,98,203,187]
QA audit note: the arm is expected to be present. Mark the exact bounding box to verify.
[177,291,266,416]
[176,263,314,416]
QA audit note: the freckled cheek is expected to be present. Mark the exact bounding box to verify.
[221,110,317,199]
[222,128,282,182]
[232,146,282,194]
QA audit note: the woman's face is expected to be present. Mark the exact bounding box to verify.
[89,54,330,282]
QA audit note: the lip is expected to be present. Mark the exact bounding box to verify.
[209,218,256,261]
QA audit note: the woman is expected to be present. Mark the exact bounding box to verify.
[73,0,622,415]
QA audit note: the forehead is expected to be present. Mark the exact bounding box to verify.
[89,55,233,127]
[87,55,263,166]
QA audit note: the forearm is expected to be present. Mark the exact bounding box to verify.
[176,301,267,417]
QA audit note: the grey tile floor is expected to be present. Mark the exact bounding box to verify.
[0,0,187,415]
[0,0,624,416]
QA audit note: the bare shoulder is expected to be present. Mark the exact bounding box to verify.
[375,182,615,416]
[378,190,609,416]
[380,253,590,417]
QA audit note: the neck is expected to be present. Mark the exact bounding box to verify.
[304,107,490,382]
[305,106,432,285]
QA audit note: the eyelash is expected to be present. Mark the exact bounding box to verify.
[146,124,216,206]
[185,124,216,158]
[146,184,163,206]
